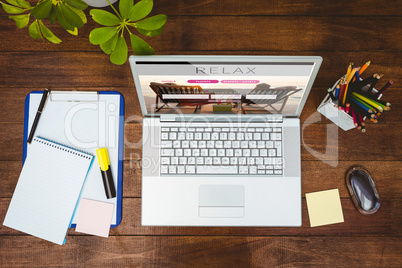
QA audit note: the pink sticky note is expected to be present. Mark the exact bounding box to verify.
[75,198,115,237]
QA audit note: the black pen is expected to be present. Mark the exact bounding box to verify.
[27,89,50,144]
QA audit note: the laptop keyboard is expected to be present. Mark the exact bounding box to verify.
[160,126,283,175]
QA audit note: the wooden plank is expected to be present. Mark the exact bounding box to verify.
[300,123,402,161]
[0,124,24,161]
[0,86,399,124]
[0,16,401,52]
[155,0,402,16]
[0,52,400,88]
[1,122,400,161]
[1,160,401,198]
[3,0,401,16]
[0,236,400,267]
[0,198,401,236]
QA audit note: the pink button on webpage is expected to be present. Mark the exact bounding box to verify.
[187,80,219,83]
[220,80,260,84]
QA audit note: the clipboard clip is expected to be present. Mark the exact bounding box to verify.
[50,91,99,102]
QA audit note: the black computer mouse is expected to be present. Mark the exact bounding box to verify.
[346,166,381,214]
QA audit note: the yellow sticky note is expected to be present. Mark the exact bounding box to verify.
[306,189,344,227]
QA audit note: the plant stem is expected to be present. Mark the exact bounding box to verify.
[124,24,132,35]
[106,0,123,21]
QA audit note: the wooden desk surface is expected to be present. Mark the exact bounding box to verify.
[0,1,401,266]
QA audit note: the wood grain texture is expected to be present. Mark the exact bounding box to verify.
[1,52,400,88]
[0,0,401,266]
[1,16,402,52]
[3,0,402,16]
[0,236,401,267]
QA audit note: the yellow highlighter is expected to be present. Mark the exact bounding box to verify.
[96,148,116,199]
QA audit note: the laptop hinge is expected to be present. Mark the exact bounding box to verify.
[160,114,283,123]
[160,115,176,122]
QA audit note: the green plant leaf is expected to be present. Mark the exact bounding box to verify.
[28,20,42,40]
[130,33,154,55]
[39,20,61,43]
[137,24,164,37]
[63,0,87,10]
[47,4,56,24]
[89,26,118,44]
[100,32,118,54]
[6,0,30,9]
[1,2,25,14]
[110,36,128,65]
[31,0,52,19]
[135,14,167,31]
[119,0,133,19]
[56,4,74,31]
[67,4,87,24]
[90,9,120,26]
[9,13,30,28]
[59,3,84,28]
[128,0,152,22]
[67,27,78,35]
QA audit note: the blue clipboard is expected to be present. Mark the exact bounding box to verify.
[23,91,124,228]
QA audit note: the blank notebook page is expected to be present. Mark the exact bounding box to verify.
[3,137,94,245]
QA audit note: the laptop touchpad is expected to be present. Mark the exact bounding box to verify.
[199,185,244,218]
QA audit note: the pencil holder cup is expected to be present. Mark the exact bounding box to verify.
[317,78,354,131]
[317,77,379,131]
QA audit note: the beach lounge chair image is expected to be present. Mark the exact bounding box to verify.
[241,83,302,114]
[149,82,208,113]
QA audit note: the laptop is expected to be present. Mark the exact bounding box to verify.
[129,55,322,226]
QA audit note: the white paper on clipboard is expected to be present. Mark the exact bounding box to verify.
[26,91,122,226]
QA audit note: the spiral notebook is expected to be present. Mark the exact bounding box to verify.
[3,137,94,245]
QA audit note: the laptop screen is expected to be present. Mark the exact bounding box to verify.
[134,61,316,115]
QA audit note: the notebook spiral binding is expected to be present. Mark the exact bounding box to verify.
[34,137,93,160]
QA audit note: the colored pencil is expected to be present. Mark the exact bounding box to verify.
[350,97,373,113]
[367,74,381,95]
[339,81,346,102]
[350,101,376,119]
[345,103,350,114]
[352,67,360,83]
[359,61,371,75]
[327,88,337,102]
[349,74,376,92]
[346,67,358,83]
[346,63,353,78]
[375,80,393,98]
[335,84,340,99]
[342,81,350,105]
[352,92,383,112]
[358,74,377,87]
[356,114,362,130]
[358,112,365,126]
[365,98,390,111]
[351,107,358,127]
[373,98,391,107]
